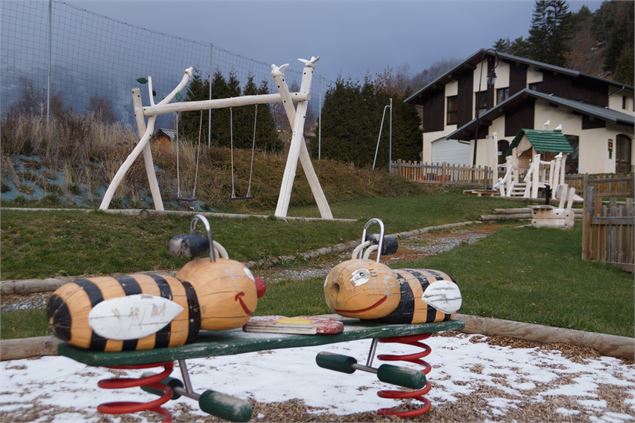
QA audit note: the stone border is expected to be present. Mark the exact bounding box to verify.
[2,314,632,361]
[0,221,481,295]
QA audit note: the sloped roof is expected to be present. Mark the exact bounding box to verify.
[509,129,573,153]
[445,89,635,141]
[405,49,633,105]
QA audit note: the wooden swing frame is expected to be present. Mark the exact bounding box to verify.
[99,57,333,219]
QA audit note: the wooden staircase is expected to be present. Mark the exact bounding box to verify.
[509,182,527,198]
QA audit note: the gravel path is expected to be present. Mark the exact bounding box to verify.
[259,224,500,284]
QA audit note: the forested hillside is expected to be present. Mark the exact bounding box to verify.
[493,0,633,83]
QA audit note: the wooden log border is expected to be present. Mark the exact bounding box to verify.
[456,314,633,360]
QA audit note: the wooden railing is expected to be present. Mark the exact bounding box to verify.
[582,174,634,272]
[390,161,492,187]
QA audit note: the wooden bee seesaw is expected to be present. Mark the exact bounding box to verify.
[50,216,463,422]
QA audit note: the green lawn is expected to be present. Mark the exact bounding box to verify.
[397,225,633,337]
[4,194,630,340]
[251,225,633,337]
[290,191,528,232]
[0,192,526,280]
[0,211,358,280]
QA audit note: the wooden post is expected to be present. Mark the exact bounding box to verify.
[582,174,591,260]
[132,88,164,211]
[271,60,332,220]
[531,155,540,199]
[100,68,192,210]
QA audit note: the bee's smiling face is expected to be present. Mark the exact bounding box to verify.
[324,259,400,320]
[176,258,264,330]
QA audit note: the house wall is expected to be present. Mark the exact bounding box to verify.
[469,115,507,171]
[466,102,634,174]
[444,81,458,127]
[473,60,488,94]
[533,100,634,174]
[608,91,635,116]
[494,62,510,90]
[422,89,445,132]
[526,67,543,85]
[445,80,458,97]
[457,72,474,125]
[509,63,528,95]
[470,136,495,170]
[541,73,608,107]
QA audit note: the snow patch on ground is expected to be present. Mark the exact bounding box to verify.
[1,334,633,421]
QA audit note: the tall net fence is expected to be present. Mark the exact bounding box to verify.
[1,0,331,131]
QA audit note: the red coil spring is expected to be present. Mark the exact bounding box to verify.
[376,333,433,418]
[97,361,174,423]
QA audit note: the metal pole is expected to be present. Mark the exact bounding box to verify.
[388,98,392,171]
[318,76,322,160]
[208,43,213,147]
[47,0,52,124]
[372,105,389,170]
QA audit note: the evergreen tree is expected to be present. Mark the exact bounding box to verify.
[527,0,573,66]
[492,37,531,57]
[593,1,634,84]
[256,80,283,152]
[179,69,209,144]
[314,76,421,168]
[210,71,231,147]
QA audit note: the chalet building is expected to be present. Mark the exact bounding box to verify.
[405,49,635,174]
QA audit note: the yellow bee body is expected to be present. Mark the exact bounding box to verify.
[324,259,461,324]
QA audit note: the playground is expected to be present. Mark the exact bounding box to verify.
[1,2,634,422]
[2,65,633,418]
[1,208,633,421]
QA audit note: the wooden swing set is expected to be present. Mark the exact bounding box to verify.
[99,56,333,219]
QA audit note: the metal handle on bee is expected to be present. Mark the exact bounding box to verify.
[190,214,216,262]
[361,218,385,262]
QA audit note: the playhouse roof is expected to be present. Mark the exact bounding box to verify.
[509,129,574,154]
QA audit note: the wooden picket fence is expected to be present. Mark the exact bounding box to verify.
[390,161,492,187]
[582,174,635,272]
[566,173,633,195]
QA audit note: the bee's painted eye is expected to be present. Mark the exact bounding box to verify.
[351,269,370,286]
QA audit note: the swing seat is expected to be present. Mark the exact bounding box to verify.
[229,193,253,201]
[177,197,197,202]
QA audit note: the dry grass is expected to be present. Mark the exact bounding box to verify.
[1,113,427,211]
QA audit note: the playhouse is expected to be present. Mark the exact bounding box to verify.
[494,129,575,199]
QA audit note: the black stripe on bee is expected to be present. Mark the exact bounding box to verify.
[146,273,174,348]
[115,275,143,351]
[182,281,201,345]
[425,269,448,281]
[74,278,108,351]
[370,272,414,324]
[403,270,449,322]
[115,275,142,295]
[147,273,173,300]
[403,269,430,291]
[47,294,71,341]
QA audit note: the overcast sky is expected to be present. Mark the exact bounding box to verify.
[67,0,603,81]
